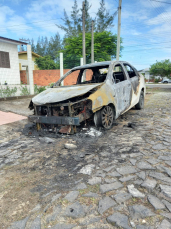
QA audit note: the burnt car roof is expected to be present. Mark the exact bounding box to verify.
[72,61,129,71]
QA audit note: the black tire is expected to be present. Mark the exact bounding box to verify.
[163,81,168,84]
[135,91,144,110]
[94,105,114,129]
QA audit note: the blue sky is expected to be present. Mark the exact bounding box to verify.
[0,0,171,70]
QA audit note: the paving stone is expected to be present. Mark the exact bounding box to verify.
[98,196,116,214]
[104,177,117,183]
[8,216,29,229]
[51,193,61,203]
[129,153,142,158]
[160,184,171,199]
[147,195,165,210]
[39,137,55,144]
[46,206,61,223]
[95,170,106,178]
[158,155,171,161]
[117,166,137,175]
[137,161,155,170]
[152,144,167,150]
[103,165,115,172]
[107,212,132,229]
[88,177,101,185]
[80,216,100,225]
[119,175,136,182]
[165,161,171,167]
[112,192,132,204]
[136,226,154,229]
[146,158,160,165]
[149,172,171,183]
[64,202,85,218]
[50,224,76,229]
[130,159,137,166]
[157,219,171,229]
[162,200,171,212]
[75,183,87,190]
[64,191,79,202]
[82,192,98,198]
[141,179,157,190]
[30,216,41,229]
[160,212,171,219]
[137,171,146,180]
[107,171,121,177]
[127,184,145,198]
[78,164,95,175]
[31,204,41,213]
[129,205,155,219]
[134,179,144,185]
[100,182,123,193]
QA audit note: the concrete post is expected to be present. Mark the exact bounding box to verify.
[60,53,64,86]
[27,44,34,95]
[80,57,83,66]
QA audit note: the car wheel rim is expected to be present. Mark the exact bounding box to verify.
[101,106,114,129]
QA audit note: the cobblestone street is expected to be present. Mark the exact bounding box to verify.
[0,90,171,229]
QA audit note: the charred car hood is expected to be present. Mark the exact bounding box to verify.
[32,83,102,105]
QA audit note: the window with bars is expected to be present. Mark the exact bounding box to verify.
[0,51,10,68]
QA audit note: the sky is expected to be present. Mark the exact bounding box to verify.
[0,0,171,70]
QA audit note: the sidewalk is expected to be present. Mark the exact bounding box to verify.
[0,110,27,125]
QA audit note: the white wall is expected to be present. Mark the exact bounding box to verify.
[19,59,35,70]
[0,84,30,97]
[0,42,20,85]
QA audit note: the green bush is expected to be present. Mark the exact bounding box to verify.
[154,78,160,83]
[0,86,17,97]
[20,85,30,96]
[34,84,46,94]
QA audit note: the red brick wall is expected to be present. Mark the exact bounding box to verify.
[20,69,93,86]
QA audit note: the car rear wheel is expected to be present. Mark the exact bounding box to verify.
[163,81,168,84]
[94,105,114,129]
[135,91,144,110]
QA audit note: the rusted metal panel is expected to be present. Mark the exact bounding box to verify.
[28,115,80,125]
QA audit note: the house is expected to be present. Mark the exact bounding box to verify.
[0,36,27,85]
[18,51,40,70]
[139,68,151,81]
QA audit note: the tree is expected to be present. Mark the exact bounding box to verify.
[62,31,122,68]
[48,33,62,61]
[150,59,171,79]
[56,0,116,37]
[35,56,59,70]
[96,0,116,32]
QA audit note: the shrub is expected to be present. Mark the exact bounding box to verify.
[34,84,46,94]
[20,85,30,96]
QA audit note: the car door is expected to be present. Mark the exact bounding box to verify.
[123,63,140,106]
[110,62,132,117]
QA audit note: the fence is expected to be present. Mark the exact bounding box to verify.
[20,69,93,86]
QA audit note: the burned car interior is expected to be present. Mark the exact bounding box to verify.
[28,61,145,134]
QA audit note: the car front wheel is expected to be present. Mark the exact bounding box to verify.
[94,105,114,129]
[135,91,144,110]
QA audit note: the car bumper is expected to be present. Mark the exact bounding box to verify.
[28,115,80,126]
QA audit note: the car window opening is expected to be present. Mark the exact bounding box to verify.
[113,64,127,83]
[124,64,137,78]
[61,65,109,86]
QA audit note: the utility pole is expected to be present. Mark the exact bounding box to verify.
[91,20,94,64]
[116,0,122,61]
[82,1,86,65]
[82,1,86,81]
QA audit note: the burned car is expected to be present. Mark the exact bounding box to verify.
[28,61,146,133]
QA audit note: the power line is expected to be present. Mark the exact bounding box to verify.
[150,0,171,4]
